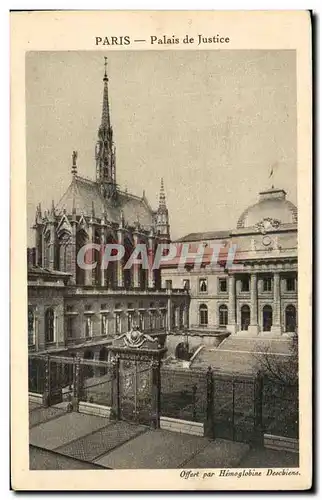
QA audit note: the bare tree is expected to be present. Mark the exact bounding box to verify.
[255,335,298,385]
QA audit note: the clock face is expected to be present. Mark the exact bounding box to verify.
[262,235,272,247]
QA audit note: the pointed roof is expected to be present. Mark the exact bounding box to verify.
[55,175,154,228]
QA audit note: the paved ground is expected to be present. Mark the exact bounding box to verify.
[239,447,299,468]
[29,403,251,470]
[29,405,67,428]
[29,402,298,470]
[29,445,107,470]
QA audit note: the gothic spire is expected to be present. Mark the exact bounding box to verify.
[156,178,170,242]
[95,57,116,199]
[101,57,111,129]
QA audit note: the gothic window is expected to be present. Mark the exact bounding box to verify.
[219,304,228,326]
[94,230,101,285]
[199,278,208,293]
[199,304,208,326]
[45,308,55,343]
[44,232,50,269]
[28,306,35,346]
[76,230,88,285]
[219,278,227,292]
[124,237,134,290]
[59,232,71,272]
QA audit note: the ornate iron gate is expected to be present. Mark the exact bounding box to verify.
[119,359,152,424]
[110,327,167,428]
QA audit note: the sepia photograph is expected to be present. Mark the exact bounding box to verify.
[10,10,312,491]
[26,49,299,470]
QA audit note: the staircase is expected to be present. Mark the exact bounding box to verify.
[190,336,293,374]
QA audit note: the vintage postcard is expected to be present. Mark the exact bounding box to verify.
[11,10,312,490]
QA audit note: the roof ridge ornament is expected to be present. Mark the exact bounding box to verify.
[72,150,78,176]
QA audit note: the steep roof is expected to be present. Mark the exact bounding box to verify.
[56,175,154,228]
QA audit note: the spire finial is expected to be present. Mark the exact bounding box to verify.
[100,58,110,129]
[159,177,166,208]
[72,150,78,176]
[103,57,108,82]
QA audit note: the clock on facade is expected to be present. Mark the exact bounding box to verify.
[262,235,272,246]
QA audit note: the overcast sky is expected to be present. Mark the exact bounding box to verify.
[26,50,297,245]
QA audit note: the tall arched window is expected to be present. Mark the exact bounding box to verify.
[76,230,88,285]
[58,232,71,272]
[199,304,208,326]
[285,304,297,333]
[241,305,250,331]
[45,308,55,343]
[219,304,228,327]
[124,237,134,290]
[262,305,273,332]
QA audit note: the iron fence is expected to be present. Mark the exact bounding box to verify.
[262,376,298,439]
[28,352,299,444]
[79,359,114,407]
[28,355,46,394]
[161,367,207,422]
[211,372,260,443]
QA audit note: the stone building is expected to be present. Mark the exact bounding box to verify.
[28,61,189,359]
[161,187,297,339]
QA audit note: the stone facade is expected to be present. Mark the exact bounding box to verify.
[28,61,188,359]
[161,188,297,338]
